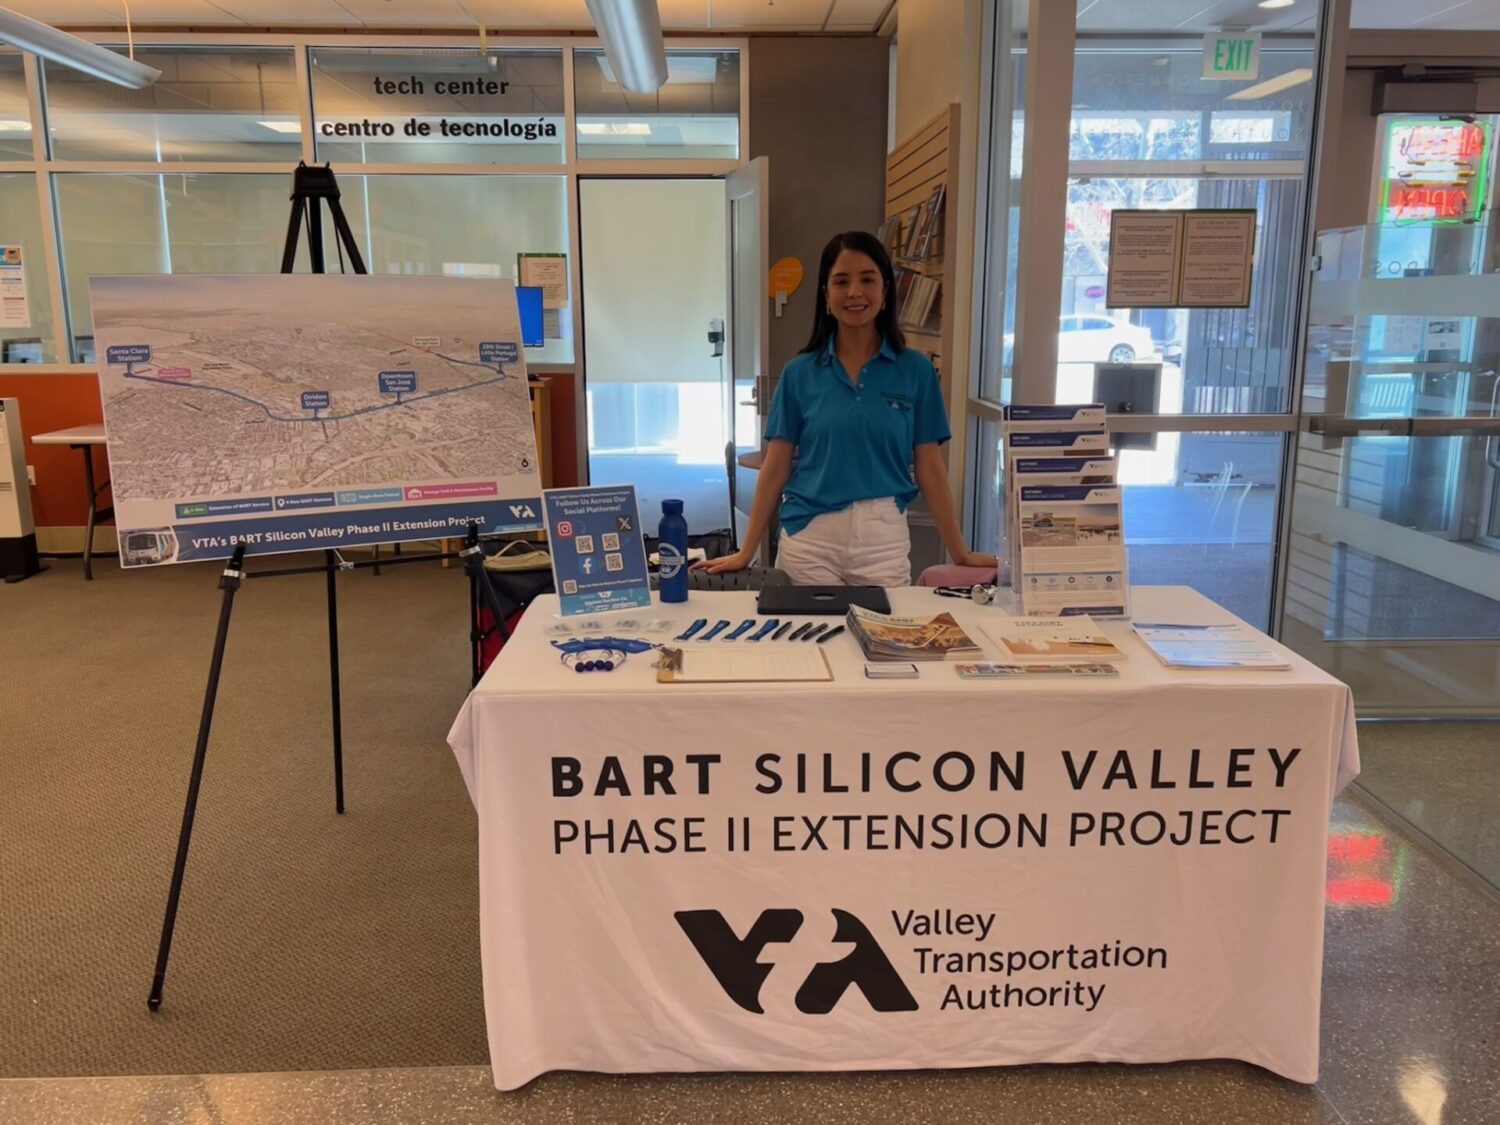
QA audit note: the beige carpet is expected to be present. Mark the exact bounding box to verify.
[0,555,490,1076]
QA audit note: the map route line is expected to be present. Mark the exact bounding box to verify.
[120,368,508,423]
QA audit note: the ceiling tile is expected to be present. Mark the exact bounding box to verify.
[670,0,832,31]
[0,0,120,23]
[827,0,889,31]
[206,0,368,25]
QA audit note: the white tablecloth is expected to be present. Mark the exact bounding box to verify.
[448,586,1359,1090]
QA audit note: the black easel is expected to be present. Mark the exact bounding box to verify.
[147,164,514,1011]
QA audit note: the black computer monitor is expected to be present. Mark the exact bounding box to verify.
[515,285,545,347]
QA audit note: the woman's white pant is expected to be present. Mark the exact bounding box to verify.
[776,498,912,587]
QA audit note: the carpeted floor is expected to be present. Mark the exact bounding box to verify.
[0,555,490,1077]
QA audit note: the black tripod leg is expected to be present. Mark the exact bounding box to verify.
[469,562,482,688]
[327,197,368,275]
[280,196,306,274]
[326,550,345,815]
[149,545,247,1011]
[306,196,326,274]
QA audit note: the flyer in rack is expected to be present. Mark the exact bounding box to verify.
[1014,485,1129,617]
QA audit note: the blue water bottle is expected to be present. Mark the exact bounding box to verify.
[658,499,689,603]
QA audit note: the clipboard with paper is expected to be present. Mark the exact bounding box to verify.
[654,646,833,684]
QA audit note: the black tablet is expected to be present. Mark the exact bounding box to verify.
[755,585,892,616]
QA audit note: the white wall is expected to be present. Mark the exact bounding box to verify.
[578,179,727,385]
[895,0,966,141]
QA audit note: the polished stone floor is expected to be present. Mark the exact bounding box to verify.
[1356,722,1500,891]
[3,792,1496,1125]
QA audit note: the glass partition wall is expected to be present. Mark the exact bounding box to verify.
[972,6,1499,720]
[0,36,747,484]
[968,4,1324,631]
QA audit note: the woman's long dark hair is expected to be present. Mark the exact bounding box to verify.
[799,230,905,355]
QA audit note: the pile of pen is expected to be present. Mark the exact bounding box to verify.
[672,618,846,645]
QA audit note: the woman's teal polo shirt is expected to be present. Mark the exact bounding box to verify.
[764,336,951,537]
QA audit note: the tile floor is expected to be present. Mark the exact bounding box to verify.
[3,792,1497,1125]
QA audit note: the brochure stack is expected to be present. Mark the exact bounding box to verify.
[1000,404,1129,618]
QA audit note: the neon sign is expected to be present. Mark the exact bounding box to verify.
[1379,117,1491,224]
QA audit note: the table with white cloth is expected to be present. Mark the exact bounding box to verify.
[447,585,1359,1091]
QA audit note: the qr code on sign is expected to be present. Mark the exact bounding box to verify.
[605,553,624,572]
[562,579,578,595]
[602,533,620,551]
[575,535,595,554]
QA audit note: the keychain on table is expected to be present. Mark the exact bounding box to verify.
[551,636,656,673]
[747,619,780,643]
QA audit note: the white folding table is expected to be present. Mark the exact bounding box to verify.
[448,586,1359,1091]
[32,423,110,579]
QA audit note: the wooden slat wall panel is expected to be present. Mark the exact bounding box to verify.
[884,105,960,392]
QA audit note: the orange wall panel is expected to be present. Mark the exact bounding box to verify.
[0,374,104,527]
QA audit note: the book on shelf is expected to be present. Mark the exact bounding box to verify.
[913,184,946,260]
[899,275,941,329]
[847,605,983,662]
[979,616,1127,663]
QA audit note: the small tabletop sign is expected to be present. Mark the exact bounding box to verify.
[542,485,653,617]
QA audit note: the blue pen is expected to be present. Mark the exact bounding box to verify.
[674,618,708,641]
[747,619,780,642]
[698,619,732,641]
[723,619,757,641]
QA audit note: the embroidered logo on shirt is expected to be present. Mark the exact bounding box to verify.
[882,392,913,412]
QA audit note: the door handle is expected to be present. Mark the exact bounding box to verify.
[1305,416,1411,437]
[1308,415,1500,440]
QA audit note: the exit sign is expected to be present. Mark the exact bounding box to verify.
[1203,31,1261,80]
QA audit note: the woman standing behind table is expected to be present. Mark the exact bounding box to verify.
[700,230,995,586]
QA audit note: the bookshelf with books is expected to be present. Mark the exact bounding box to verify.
[882,103,959,399]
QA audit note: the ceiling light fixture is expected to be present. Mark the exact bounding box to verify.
[1258,0,1295,8]
[257,120,302,134]
[584,0,668,94]
[0,5,160,88]
[1227,67,1313,101]
[0,118,31,130]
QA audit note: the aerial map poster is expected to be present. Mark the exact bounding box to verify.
[91,274,543,567]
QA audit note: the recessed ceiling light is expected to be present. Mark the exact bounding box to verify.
[257,120,302,133]
[1259,0,1295,9]
[0,119,32,131]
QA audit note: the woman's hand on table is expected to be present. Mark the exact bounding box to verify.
[695,549,754,575]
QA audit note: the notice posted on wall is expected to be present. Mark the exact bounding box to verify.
[0,245,29,328]
[91,274,543,567]
[519,252,569,309]
[1177,211,1255,308]
[1104,213,1182,308]
[1105,209,1255,310]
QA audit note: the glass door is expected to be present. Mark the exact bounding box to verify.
[578,178,731,533]
[723,157,768,554]
[1278,211,1500,717]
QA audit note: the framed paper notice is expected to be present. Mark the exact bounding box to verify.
[1105,212,1183,309]
[1177,210,1255,308]
[518,253,569,309]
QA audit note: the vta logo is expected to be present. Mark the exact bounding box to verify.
[676,908,918,1015]
[509,503,537,519]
